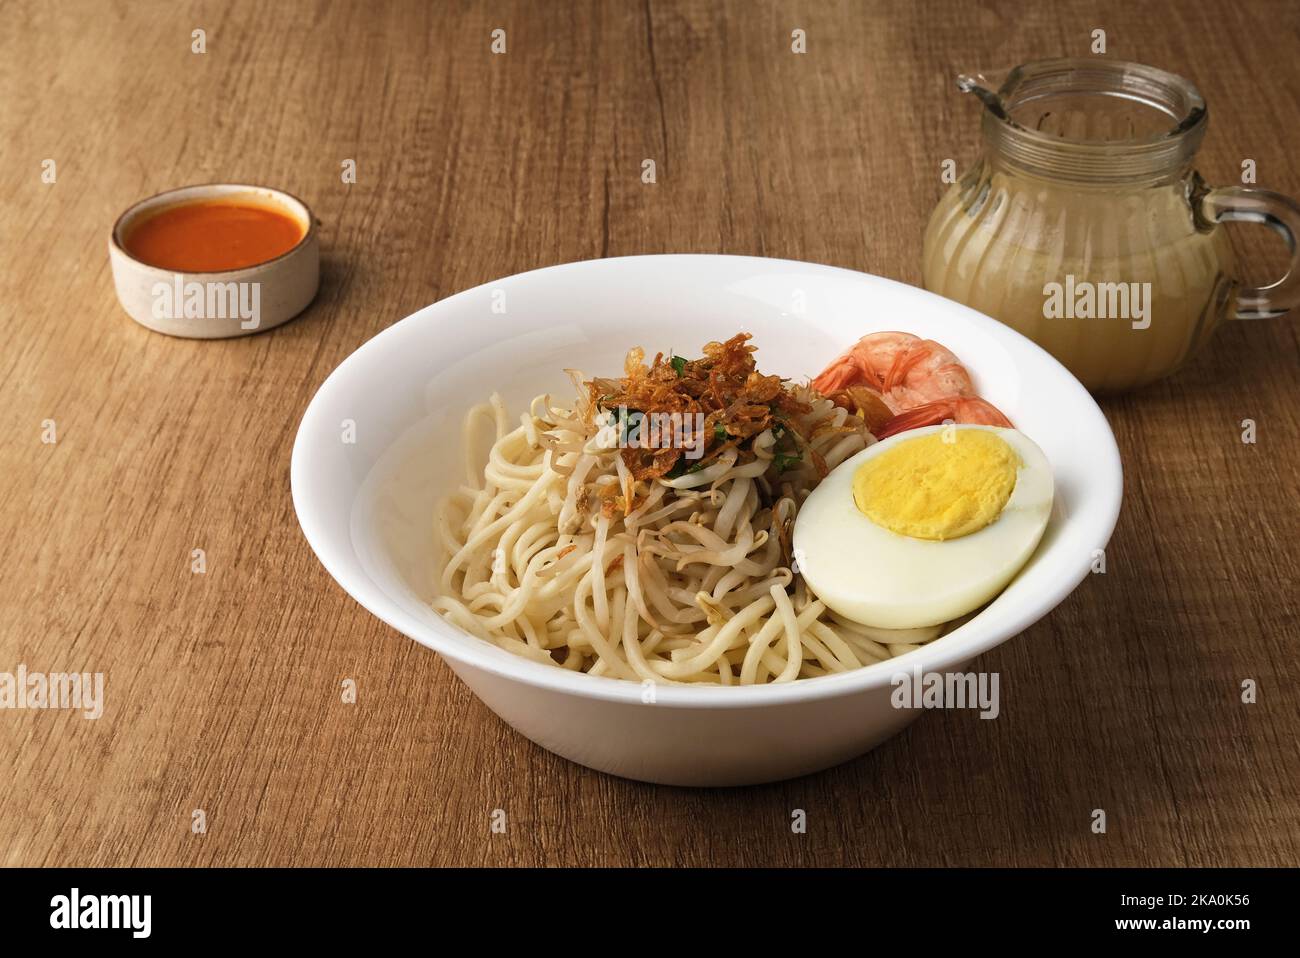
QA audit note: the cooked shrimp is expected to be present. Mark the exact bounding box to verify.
[811,331,976,412]
[874,398,1013,440]
[812,331,1012,437]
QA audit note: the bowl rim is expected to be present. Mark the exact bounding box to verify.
[109,182,317,276]
[291,253,1123,709]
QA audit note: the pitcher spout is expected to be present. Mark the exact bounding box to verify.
[955,68,1013,119]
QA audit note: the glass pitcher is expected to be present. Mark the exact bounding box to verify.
[922,58,1300,393]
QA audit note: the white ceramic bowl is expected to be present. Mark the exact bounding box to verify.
[291,255,1122,786]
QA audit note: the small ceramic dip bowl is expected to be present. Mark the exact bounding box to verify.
[109,183,320,339]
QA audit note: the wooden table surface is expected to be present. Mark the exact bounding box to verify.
[3,0,1298,868]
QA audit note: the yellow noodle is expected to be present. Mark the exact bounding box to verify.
[431,390,953,685]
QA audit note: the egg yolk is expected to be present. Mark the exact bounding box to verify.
[852,430,1021,540]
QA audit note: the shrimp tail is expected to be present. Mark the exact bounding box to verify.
[810,353,870,395]
[874,397,1013,440]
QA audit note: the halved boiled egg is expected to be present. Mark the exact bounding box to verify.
[793,424,1054,630]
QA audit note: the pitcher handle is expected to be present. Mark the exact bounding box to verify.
[1201,186,1300,320]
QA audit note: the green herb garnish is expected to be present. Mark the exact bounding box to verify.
[666,457,707,479]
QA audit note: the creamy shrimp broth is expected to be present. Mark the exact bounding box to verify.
[924,174,1233,392]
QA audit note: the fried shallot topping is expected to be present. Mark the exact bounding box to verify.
[585,333,813,483]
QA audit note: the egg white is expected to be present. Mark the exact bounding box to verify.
[793,424,1054,630]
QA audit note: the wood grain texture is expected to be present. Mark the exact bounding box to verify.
[1,0,1297,867]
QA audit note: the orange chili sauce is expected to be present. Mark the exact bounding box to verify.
[123,198,305,272]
